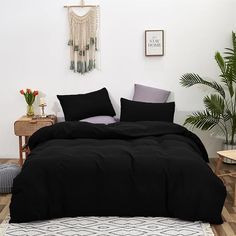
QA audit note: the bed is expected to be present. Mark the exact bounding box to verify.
[10,87,226,224]
[10,120,226,224]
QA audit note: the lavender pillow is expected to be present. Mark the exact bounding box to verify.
[133,84,170,103]
[80,116,117,124]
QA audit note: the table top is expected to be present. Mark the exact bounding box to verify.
[17,115,56,122]
[217,150,236,161]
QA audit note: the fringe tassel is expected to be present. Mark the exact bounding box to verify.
[68,7,99,75]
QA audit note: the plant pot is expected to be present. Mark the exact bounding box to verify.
[222,143,236,164]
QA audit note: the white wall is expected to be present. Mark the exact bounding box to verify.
[0,0,235,158]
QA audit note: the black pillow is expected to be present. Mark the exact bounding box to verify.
[120,98,175,122]
[57,88,116,121]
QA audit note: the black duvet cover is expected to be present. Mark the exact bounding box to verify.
[10,121,226,224]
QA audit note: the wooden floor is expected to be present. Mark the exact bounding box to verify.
[1,158,236,235]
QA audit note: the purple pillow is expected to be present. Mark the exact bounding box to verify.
[80,116,117,124]
[133,84,170,103]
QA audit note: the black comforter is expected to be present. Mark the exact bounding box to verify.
[10,121,226,224]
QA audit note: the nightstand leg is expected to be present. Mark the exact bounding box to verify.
[215,155,223,175]
[234,181,236,206]
[25,136,29,159]
[19,136,23,166]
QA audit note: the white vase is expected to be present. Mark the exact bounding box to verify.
[222,143,236,164]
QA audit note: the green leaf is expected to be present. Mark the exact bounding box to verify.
[184,110,219,130]
[215,52,225,74]
[224,32,236,80]
[203,94,225,116]
[232,31,236,52]
[225,48,234,52]
[180,73,225,98]
[25,93,29,104]
[225,108,233,118]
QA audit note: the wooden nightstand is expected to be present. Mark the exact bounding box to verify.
[216,150,236,205]
[14,115,57,166]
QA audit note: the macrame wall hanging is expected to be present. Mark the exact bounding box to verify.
[64,0,100,75]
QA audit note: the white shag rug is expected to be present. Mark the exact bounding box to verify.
[0,216,214,236]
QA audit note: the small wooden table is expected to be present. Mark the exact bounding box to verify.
[216,150,236,205]
[14,115,57,166]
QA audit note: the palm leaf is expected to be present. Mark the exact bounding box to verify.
[220,64,236,96]
[203,94,225,116]
[225,108,233,118]
[225,54,236,70]
[215,52,225,74]
[224,32,236,78]
[180,73,225,98]
[184,110,219,130]
[225,48,234,52]
[232,31,236,52]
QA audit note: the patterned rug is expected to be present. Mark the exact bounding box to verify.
[1,216,214,236]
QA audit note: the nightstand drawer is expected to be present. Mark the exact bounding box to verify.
[14,120,53,136]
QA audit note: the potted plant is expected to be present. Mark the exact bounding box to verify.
[180,31,236,163]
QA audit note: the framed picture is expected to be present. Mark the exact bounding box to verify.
[145,30,164,56]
